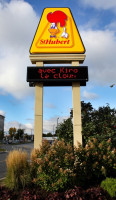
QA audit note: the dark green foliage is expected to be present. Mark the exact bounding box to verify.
[101,178,116,197]
[81,102,116,147]
[56,102,116,148]
[81,101,95,145]
[55,117,73,145]
[31,139,75,192]
[4,138,116,198]
[15,128,24,140]
[74,138,116,187]
[30,138,116,192]
[43,132,53,137]
[30,140,51,180]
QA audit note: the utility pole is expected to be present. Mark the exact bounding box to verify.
[57,117,59,127]
[53,124,55,135]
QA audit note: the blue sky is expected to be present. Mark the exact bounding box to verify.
[0,0,116,134]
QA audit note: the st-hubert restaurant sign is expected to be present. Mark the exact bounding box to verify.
[27,8,88,86]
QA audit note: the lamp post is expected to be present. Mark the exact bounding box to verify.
[110,84,116,88]
[57,117,59,127]
[53,124,55,135]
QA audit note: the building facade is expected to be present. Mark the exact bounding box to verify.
[0,115,5,132]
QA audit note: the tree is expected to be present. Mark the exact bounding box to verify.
[0,131,4,140]
[55,118,73,145]
[69,101,95,145]
[43,132,53,137]
[91,104,116,146]
[56,102,116,148]
[81,103,116,147]
[81,101,95,145]
[15,129,24,140]
[9,127,16,138]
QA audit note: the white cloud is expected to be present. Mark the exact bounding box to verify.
[4,120,34,134]
[0,110,5,116]
[43,116,69,134]
[105,21,116,31]
[82,90,98,100]
[81,0,116,11]
[81,29,116,85]
[25,123,33,129]
[24,123,34,134]
[5,120,22,131]
[4,116,69,135]
[0,0,39,99]
[45,103,56,109]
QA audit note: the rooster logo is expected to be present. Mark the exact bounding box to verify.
[47,11,68,39]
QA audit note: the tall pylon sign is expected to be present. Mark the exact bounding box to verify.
[27,8,88,149]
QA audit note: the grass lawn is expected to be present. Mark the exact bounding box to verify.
[0,148,5,152]
[0,146,5,152]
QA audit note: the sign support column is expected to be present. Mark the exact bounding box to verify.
[34,61,43,148]
[72,61,82,147]
[28,7,87,149]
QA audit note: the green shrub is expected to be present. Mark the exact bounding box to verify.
[74,138,116,186]
[31,139,51,179]
[5,150,31,190]
[101,178,116,197]
[31,139,75,192]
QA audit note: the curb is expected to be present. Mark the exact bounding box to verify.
[0,151,8,154]
[0,177,5,181]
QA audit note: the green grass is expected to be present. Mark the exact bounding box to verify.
[0,147,5,152]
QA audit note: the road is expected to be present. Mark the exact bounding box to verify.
[0,143,34,179]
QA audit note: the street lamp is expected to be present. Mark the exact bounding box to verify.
[53,124,55,135]
[110,84,116,88]
[57,117,59,127]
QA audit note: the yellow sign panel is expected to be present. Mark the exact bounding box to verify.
[30,8,85,54]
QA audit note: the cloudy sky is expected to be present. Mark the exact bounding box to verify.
[0,0,116,134]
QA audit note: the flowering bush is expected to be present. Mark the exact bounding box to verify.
[64,186,84,199]
[31,140,51,179]
[31,139,75,192]
[20,187,48,200]
[0,185,112,200]
[74,138,116,186]
[0,186,17,200]
[4,137,116,196]
[84,187,112,200]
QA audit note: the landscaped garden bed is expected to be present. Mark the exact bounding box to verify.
[0,139,116,199]
[0,185,114,200]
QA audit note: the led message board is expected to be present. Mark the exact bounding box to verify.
[27,66,88,86]
[30,8,85,54]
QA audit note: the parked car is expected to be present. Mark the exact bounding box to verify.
[12,140,19,144]
[8,140,12,144]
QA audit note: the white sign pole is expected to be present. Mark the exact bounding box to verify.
[72,61,82,147]
[34,62,43,148]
